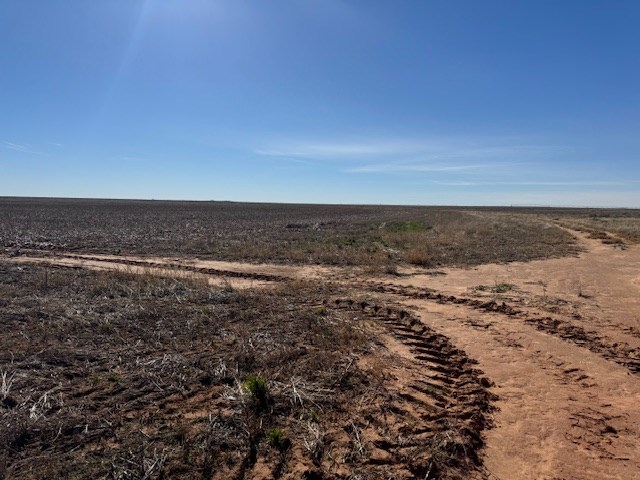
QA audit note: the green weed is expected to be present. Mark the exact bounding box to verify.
[243,374,268,410]
[266,427,288,450]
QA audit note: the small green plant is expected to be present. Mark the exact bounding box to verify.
[422,383,442,395]
[335,236,357,247]
[243,374,268,410]
[493,282,513,293]
[98,320,114,334]
[89,372,102,385]
[266,427,288,450]
[384,221,432,233]
[315,305,327,316]
[476,283,513,293]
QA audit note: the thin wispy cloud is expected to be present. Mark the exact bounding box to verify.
[4,141,31,152]
[431,180,638,187]
[112,155,145,162]
[253,137,637,197]
[346,162,517,173]
[254,137,567,181]
[255,138,565,168]
[255,141,426,159]
[3,141,48,156]
[484,191,640,209]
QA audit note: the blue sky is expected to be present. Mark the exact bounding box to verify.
[1,1,639,206]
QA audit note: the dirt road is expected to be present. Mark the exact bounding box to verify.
[4,230,640,479]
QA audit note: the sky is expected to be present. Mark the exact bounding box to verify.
[1,0,639,207]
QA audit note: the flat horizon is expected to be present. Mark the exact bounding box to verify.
[2,195,639,211]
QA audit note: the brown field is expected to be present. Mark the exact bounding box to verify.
[1,198,640,480]
[0,198,579,267]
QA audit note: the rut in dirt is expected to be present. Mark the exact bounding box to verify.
[331,297,496,479]
[8,245,640,379]
[0,258,498,480]
[361,280,640,377]
[7,250,290,282]
[394,297,640,480]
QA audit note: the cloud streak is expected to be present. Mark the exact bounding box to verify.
[252,136,639,189]
[346,162,517,173]
[255,142,425,159]
[431,180,638,187]
[3,141,48,156]
[254,138,565,173]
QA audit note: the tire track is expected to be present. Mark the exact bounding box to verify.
[332,298,495,479]
[5,250,289,283]
[361,281,640,376]
[5,243,640,478]
[394,298,640,479]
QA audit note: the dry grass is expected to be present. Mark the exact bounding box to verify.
[495,207,640,244]
[0,264,369,478]
[557,215,640,244]
[1,198,580,268]
[0,263,494,479]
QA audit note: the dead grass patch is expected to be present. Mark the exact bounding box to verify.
[1,198,580,268]
[0,263,494,479]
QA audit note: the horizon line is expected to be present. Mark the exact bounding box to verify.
[1,195,638,211]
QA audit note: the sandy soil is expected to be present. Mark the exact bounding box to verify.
[398,300,640,479]
[4,229,639,479]
[6,250,338,289]
[379,231,640,343]
[369,231,640,479]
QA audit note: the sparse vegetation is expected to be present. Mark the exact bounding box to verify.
[266,427,287,450]
[494,282,514,293]
[384,264,400,276]
[515,207,640,244]
[405,248,433,267]
[4,199,638,479]
[475,282,514,294]
[0,198,583,268]
[1,370,15,400]
[243,374,268,410]
[383,220,432,233]
[0,261,494,479]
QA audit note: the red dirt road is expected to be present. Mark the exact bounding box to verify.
[370,232,640,479]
